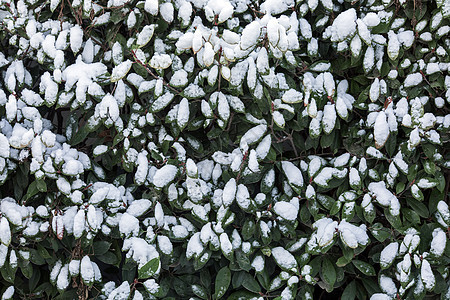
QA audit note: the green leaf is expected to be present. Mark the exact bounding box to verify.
[321,258,336,287]
[36,179,47,192]
[215,266,231,299]
[352,260,376,276]
[336,256,351,267]
[408,198,429,218]
[138,257,160,279]
[192,284,208,300]
[93,241,111,256]
[70,124,90,146]
[226,291,258,300]
[241,273,260,293]
[341,280,356,300]
[97,251,119,265]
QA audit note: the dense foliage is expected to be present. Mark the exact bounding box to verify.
[0,0,449,299]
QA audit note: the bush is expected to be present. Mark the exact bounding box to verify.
[0,0,449,299]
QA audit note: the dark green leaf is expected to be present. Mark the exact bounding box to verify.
[214,266,231,299]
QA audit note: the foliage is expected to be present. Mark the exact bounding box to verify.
[0,0,449,299]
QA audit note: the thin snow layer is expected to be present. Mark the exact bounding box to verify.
[240,21,261,50]
[220,232,233,255]
[122,237,160,270]
[370,294,391,300]
[338,220,368,248]
[57,264,70,290]
[272,247,297,270]
[186,232,204,259]
[380,242,398,268]
[368,181,399,214]
[153,165,178,188]
[404,73,423,88]
[430,228,446,257]
[281,161,304,189]
[252,255,264,272]
[108,281,130,300]
[157,235,173,255]
[240,124,267,150]
[0,218,11,246]
[273,201,298,221]
[380,275,397,296]
[119,213,139,237]
[421,259,435,290]
[126,199,151,217]
[222,178,236,207]
[81,256,94,284]
[330,8,357,42]
[1,286,14,299]
[374,111,389,148]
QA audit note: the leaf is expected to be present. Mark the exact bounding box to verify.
[226,291,258,300]
[192,284,208,300]
[215,266,231,299]
[241,273,260,293]
[341,280,356,300]
[36,179,47,192]
[408,198,429,218]
[97,251,119,265]
[352,260,376,276]
[321,258,336,287]
[138,257,160,279]
[70,125,90,146]
[93,241,111,256]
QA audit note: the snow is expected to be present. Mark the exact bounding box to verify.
[153,165,178,188]
[1,286,14,300]
[329,9,357,42]
[380,242,398,268]
[363,13,380,27]
[430,228,446,257]
[222,178,236,207]
[339,220,368,248]
[57,264,69,290]
[107,281,130,300]
[157,235,173,255]
[56,177,71,195]
[119,213,139,237]
[236,184,250,210]
[0,218,11,246]
[240,21,261,50]
[379,276,397,298]
[421,259,435,290]
[70,25,83,53]
[368,182,398,213]
[322,104,336,134]
[69,259,80,276]
[374,111,389,148]
[93,145,108,156]
[281,161,304,190]
[219,233,233,255]
[252,255,264,273]
[369,78,380,102]
[81,256,94,284]
[186,232,204,259]
[273,201,298,221]
[240,125,268,151]
[170,70,188,87]
[272,247,297,270]
[404,73,423,88]
[111,60,132,82]
[137,25,155,48]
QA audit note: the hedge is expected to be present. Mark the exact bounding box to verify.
[0,0,449,299]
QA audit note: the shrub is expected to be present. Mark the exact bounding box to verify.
[0,0,449,299]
